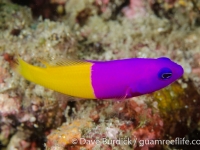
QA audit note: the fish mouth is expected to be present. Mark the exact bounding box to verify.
[176,64,184,78]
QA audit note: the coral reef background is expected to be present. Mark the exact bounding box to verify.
[0,0,200,150]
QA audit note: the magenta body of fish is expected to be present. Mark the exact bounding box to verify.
[90,57,184,99]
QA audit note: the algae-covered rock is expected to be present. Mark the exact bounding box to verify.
[0,0,32,31]
[1,0,200,150]
[153,80,200,139]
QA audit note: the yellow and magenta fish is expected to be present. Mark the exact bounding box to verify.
[16,57,184,99]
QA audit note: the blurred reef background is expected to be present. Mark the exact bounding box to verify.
[0,0,200,149]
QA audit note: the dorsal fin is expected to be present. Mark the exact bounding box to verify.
[38,58,91,68]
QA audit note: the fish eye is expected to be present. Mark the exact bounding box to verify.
[158,68,172,80]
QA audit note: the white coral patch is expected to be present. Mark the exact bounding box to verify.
[0,94,20,116]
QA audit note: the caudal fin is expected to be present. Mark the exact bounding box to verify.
[12,56,41,82]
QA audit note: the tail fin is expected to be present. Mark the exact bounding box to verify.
[11,56,19,70]
[11,56,24,75]
[16,57,22,74]
[13,57,43,83]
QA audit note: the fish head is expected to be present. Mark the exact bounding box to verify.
[136,57,184,94]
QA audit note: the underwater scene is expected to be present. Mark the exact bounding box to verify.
[0,0,200,149]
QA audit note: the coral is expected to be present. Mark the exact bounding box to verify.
[95,0,109,13]
[122,0,146,19]
[45,99,164,149]
[0,0,32,31]
[150,0,200,27]
[112,99,163,149]
[46,119,93,149]
[152,80,200,140]
[11,0,66,19]
[0,94,20,116]
[6,128,38,150]
[0,0,200,150]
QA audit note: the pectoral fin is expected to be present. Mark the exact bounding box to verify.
[114,87,132,101]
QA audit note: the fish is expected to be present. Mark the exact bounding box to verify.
[15,57,184,99]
